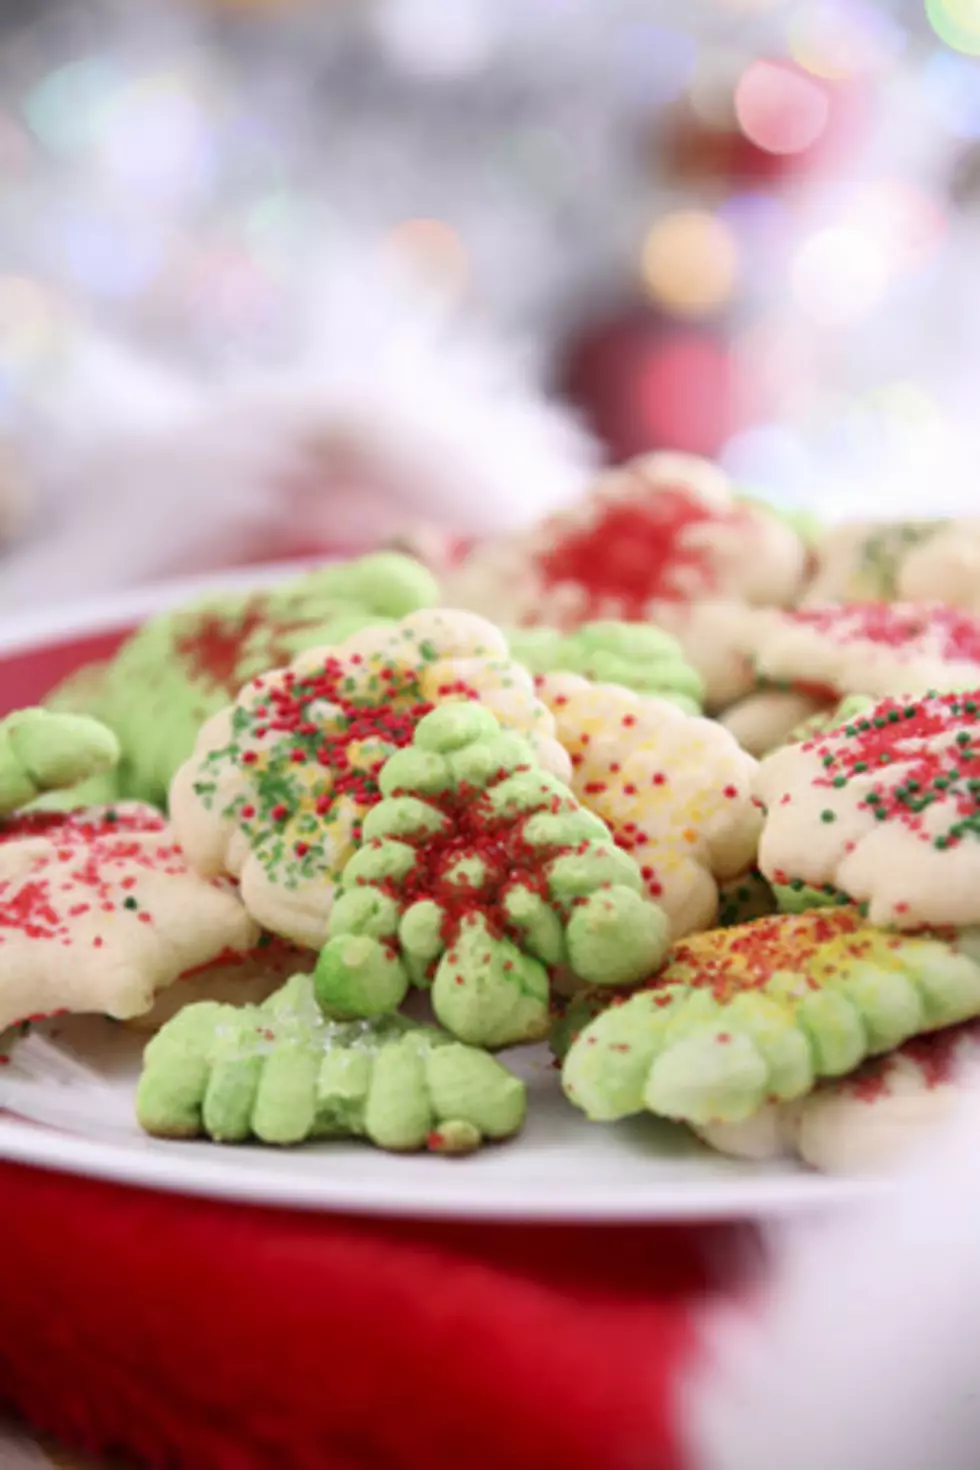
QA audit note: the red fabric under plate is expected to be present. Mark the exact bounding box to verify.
[0,1159,753,1470]
[0,619,752,1470]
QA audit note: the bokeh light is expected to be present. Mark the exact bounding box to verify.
[788,1,906,80]
[720,423,817,500]
[926,0,980,57]
[97,77,214,203]
[386,218,469,296]
[0,276,64,368]
[23,57,120,154]
[734,59,830,155]
[641,210,739,317]
[791,225,889,326]
[921,49,980,137]
[616,23,698,107]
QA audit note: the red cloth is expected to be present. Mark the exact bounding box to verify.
[0,1159,753,1470]
[0,619,752,1470]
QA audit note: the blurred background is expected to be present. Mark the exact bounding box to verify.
[0,0,978,608]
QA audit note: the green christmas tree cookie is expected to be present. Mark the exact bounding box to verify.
[562,906,980,1128]
[46,552,439,809]
[0,708,119,814]
[137,974,526,1154]
[315,702,671,1048]
[507,621,704,713]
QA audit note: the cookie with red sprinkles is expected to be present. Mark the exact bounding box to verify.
[0,802,259,1034]
[436,453,808,708]
[315,701,670,1048]
[534,672,762,939]
[741,601,980,702]
[755,689,980,929]
[47,552,440,808]
[561,905,980,1129]
[696,1016,980,1174]
[169,609,570,951]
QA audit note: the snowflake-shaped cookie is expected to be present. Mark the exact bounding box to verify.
[740,602,980,702]
[438,454,807,706]
[534,672,761,938]
[755,689,980,929]
[0,803,259,1033]
[170,610,570,950]
[316,702,670,1048]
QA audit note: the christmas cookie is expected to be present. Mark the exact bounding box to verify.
[137,974,526,1154]
[805,519,945,603]
[755,689,980,929]
[741,602,980,703]
[438,454,808,707]
[719,690,830,758]
[507,621,704,713]
[315,702,670,1047]
[51,552,439,808]
[534,672,761,938]
[561,906,980,1128]
[900,520,980,614]
[0,708,119,814]
[696,1018,980,1174]
[170,609,570,951]
[0,803,259,1034]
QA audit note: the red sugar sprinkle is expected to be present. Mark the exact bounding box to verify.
[533,485,727,618]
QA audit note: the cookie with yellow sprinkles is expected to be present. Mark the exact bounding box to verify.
[169,610,570,950]
[534,672,761,939]
[560,906,980,1130]
[755,689,980,930]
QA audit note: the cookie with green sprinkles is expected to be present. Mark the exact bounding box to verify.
[169,608,570,951]
[805,519,946,603]
[756,689,980,929]
[507,621,704,713]
[46,552,440,808]
[136,973,526,1154]
[315,701,671,1048]
[561,905,980,1129]
[0,707,119,814]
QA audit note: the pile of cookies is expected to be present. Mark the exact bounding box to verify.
[5,457,980,1175]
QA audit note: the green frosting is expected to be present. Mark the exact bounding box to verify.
[46,553,440,809]
[561,907,980,1128]
[0,708,119,814]
[506,621,703,713]
[315,702,671,1047]
[136,973,526,1153]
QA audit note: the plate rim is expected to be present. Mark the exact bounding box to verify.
[0,1113,882,1222]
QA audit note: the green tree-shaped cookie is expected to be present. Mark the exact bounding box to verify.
[137,974,526,1154]
[507,620,704,713]
[46,552,439,809]
[562,907,980,1128]
[314,702,671,1048]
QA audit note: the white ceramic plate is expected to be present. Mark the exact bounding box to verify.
[0,567,880,1221]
